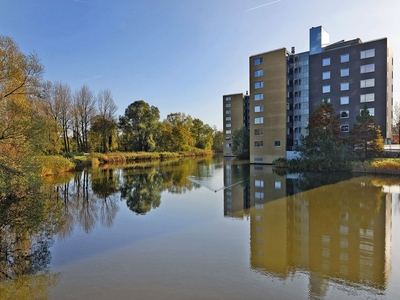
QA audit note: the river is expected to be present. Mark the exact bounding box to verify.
[1,155,399,299]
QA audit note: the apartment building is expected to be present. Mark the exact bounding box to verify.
[223,93,250,157]
[223,26,393,164]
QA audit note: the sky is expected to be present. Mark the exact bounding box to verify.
[1,0,399,129]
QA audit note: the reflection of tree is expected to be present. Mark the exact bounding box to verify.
[0,191,63,298]
[90,167,120,227]
[120,169,162,215]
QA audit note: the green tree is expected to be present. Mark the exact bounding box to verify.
[231,127,249,159]
[349,106,384,158]
[212,127,223,152]
[295,100,352,171]
[118,100,160,151]
[190,118,214,150]
[94,89,118,153]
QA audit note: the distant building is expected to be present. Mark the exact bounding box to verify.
[223,26,394,164]
[222,93,250,157]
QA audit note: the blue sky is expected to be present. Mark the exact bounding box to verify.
[2,0,399,129]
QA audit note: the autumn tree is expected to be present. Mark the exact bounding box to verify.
[0,35,46,196]
[118,100,160,151]
[349,106,384,158]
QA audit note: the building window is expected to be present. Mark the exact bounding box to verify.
[360,49,375,59]
[225,110,231,114]
[254,128,263,136]
[255,191,264,199]
[254,117,264,124]
[225,143,231,148]
[225,116,231,121]
[361,108,375,116]
[254,69,263,77]
[322,85,330,93]
[322,58,331,66]
[255,179,264,187]
[254,93,263,101]
[341,82,349,91]
[226,123,231,128]
[225,96,231,101]
[322,71,330,80]
[360,63,375,73]
[254,141,263,148]
[254,57,263,65]
[254,158,263,162]
[274,140,281,147]
[360,93,375,102]
[341,54,349,63]
[341,68,349,77]
[340,125,349,132]
[254,105,264,113]
[340,96,349,105]
[225,130,231,134]
[360,78,375,88]
[322,98,331,103]
[225,136,231,140]
[254,81,263,89]
[226,103,231,108]
[340,110,349,118]
[275,181,282,189]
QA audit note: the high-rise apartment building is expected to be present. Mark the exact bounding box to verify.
[223,26,394,164]
[223,93,250,157]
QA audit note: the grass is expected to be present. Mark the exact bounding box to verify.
[351,158,400,175]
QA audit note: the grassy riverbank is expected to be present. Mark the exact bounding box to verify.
[40,150,215,175]
[277,157,400,175]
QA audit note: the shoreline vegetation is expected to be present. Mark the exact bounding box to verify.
[274,157,400,176]
[40,150,215,176]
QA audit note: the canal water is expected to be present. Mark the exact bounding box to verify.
[1,155,400,299]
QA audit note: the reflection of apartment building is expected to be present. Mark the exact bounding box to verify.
[223,26,393,164]
[223,162,250,218]
[249,176,392,296]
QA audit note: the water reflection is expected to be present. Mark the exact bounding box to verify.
[223,163,393,298]
[0,189,63,298]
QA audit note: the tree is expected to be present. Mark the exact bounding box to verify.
[72,85,96,153]
[0,35,46,197]
[212,127,223,152]
[40,81,72,154]
[392,103,400,143]
[349,106,384,158]
[118,100,160,151]
[295,100,352,171]
[231,127,249,159]
[92,89,117,153]
[190,118,214,150]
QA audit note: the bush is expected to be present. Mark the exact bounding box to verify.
[40,156,75,176]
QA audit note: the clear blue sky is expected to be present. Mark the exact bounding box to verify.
[2,0,399,129]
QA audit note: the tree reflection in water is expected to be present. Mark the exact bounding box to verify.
[0,190,63,299]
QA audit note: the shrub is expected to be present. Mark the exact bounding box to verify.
[40,156,75,176]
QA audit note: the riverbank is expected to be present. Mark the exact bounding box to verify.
[276,157,400,175]
[40,150,215,175]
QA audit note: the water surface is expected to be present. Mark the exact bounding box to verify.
[1,156,399,299]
